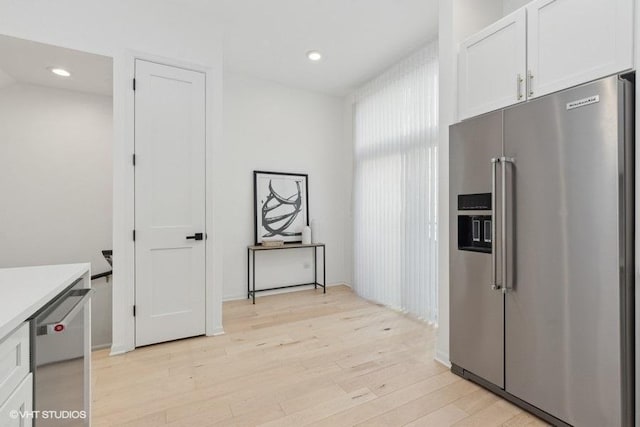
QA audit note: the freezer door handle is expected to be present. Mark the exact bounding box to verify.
[490,157,501,291]
[500,157,515,294]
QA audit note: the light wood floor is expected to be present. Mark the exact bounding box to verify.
[92,286,547,426]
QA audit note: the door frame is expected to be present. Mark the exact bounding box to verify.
[111,50,224,355]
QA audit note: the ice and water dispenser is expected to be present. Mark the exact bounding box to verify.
[457,193,492,253]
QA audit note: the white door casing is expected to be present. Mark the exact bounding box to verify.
[134,59,206,347]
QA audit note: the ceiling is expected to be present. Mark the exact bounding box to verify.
[0,35,112,96]
[218,0,439,96]
[0,1,438,97]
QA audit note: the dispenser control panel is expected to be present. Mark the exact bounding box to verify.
[458,193,491,210]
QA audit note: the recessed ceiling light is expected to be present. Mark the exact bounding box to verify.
[307,51,322,62]
[49,68,71,77]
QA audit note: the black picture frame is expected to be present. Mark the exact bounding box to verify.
[253,170,309,245]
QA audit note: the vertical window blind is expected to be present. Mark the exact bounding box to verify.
[353,42,439,323]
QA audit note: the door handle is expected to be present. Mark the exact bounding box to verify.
[490,158,501,291]
[527,70,534,97]
[500,157,515,294]
[186,233,204,241]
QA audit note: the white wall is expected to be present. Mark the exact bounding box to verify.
[222,72,352,300]
[0,0,224,354]
[0,82,113,348]
[437,0,505,365]
[503,0,531,15]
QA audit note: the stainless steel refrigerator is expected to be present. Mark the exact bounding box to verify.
[449,74,634,427]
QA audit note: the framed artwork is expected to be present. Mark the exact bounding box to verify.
[254,171,309,244]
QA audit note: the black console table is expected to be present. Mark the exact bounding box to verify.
[247,243,326,304]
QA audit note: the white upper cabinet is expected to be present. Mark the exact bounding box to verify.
[458,0,633,119]
[458,9,527,120]
[527,0,633,98]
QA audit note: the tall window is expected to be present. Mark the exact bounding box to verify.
[353,42,439,323]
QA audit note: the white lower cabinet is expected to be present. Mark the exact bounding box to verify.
[0,323,32,427]
[0,323,29,408]
[0,374,32,427]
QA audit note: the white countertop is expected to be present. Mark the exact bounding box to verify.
[0,263,90,339]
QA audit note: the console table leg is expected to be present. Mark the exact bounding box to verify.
[314,246,317,289]
[323,245,326,294]
[252,250,256,304]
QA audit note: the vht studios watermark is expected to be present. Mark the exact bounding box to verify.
[9,410,87,420]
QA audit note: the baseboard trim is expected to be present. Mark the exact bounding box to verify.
[92,343,112,351]
[208,327,225,336]
[435,350,451,368]
[223,282,351,302]
[109,346,130,356]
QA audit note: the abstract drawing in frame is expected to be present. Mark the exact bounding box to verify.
[254,171,309,245]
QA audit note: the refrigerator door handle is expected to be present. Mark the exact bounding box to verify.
[490,157,501,291]
[500,156,515,293]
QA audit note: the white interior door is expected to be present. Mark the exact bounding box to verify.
[134,59,206,347]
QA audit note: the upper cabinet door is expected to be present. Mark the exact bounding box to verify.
[527,0,633,99]
[458,9,527,120]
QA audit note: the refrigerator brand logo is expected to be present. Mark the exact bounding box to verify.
[566,95,600,110]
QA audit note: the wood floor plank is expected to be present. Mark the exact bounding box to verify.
[214,404,286,427]
[502,412,550,427]
[352,378,479,426]
[452,400,522,426]
[309,372,462,427]
[453,389,501,416]
[279,383,349,415]
[92,286,544,426]
[258,388,376,427]
[403,403,469,427]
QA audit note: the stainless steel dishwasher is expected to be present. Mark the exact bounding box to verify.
[31,278,92,426]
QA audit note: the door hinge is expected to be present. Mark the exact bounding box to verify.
[133,305,136,317]
[133,229,136,241]
[132,153,136,166]
[132,78,136,91]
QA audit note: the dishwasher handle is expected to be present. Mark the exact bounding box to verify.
[38,288,94,335]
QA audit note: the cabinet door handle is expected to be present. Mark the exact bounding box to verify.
[517,74,524,100]
[527,70,534,97]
